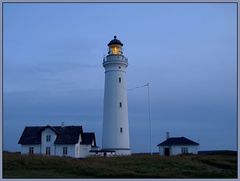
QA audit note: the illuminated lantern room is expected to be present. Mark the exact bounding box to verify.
[108,36,123,55]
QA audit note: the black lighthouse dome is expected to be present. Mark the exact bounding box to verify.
[108,36,123,46]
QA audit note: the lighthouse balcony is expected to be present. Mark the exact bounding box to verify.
[103,54,128,65]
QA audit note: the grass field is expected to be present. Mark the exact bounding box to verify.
[3,152,237,178]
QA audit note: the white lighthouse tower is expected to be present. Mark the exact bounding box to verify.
[102,36,131,155]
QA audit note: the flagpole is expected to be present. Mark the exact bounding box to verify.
[128,83,152,155]
[147,83,152,155]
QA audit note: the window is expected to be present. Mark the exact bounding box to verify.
[46,147,51,155]
[46,135,51,142]
[181,147,188,154]
[63,147,68,156]
[119,77,121,83]
[29,147,34,154]
[120,102,122,108]
[120,127,123,133]
[109,45,122,55]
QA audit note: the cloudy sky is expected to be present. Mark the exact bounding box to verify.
[3,3,237,153]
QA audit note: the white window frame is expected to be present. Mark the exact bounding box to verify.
[29,147,34,154]
[63,147,68,156]
[46,135,51,142]
[181,147,188,154]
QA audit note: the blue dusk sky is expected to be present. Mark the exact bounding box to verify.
[3,3,237,153]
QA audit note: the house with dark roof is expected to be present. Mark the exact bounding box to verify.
[157,133,199,156]
[18,125,98,158]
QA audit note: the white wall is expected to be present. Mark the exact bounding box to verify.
[55,143,92,158]
[75,134,82,158]
[41,128,57,155]
[21,145,41,154]
[159,146,164,156]
[171,145,198,155]
[80,144,91,158]
[115,149,131,155]
[102,54,131,155]
[55,144,76,157]
[158,145,198,156]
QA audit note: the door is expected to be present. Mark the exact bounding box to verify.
[164,147,170,156]
[46,147,51,155]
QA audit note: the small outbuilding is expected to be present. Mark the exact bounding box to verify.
[157,134,199,156]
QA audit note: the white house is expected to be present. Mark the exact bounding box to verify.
[18,125,98,158]
[157,134,199,156]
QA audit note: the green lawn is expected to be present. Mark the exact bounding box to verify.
[3,152,237,178]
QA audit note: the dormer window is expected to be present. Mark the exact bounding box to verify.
[46,135,51,142]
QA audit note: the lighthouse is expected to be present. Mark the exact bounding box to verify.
[102,36,131,155]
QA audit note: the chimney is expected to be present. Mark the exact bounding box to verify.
[166,131,170,140]
[61,122,64,128]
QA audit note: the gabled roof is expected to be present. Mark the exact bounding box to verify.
[81,132,96,146]
[42,125,59,135]
[54,126,83,144]
[18,125,84,145]
[18,127,43,145]
[157,137,199,146]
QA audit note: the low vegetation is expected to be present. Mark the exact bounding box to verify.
[3,152,237,178]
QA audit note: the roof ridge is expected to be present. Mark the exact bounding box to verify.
[168,136,185,139]
[157,136,199,146]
